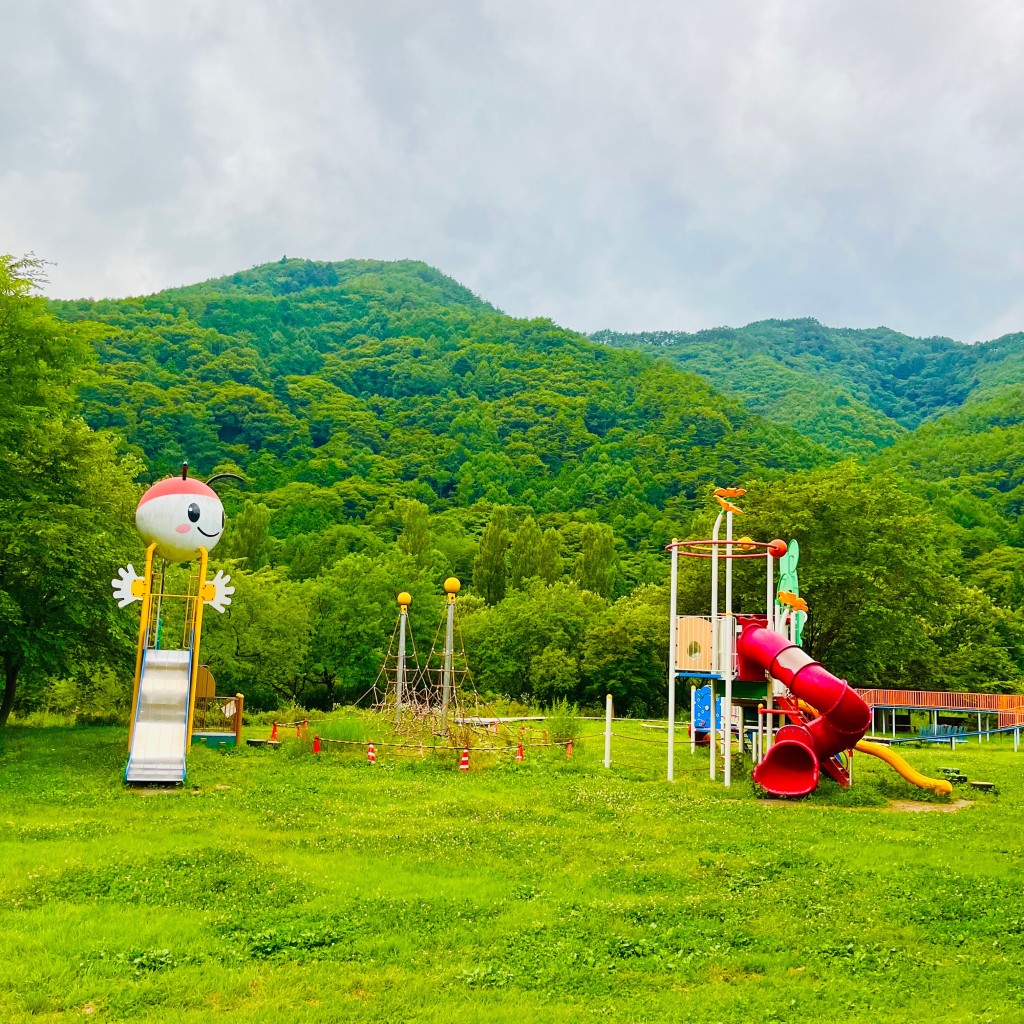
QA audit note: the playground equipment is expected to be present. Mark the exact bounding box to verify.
[363,578,496,743]
[112,464,240,784]
[691,685,722,744]
[667,487,952,797]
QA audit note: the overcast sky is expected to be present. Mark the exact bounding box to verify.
[3,1,1024,341]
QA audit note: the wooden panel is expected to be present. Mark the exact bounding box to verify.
[194,664,216,699]
[676,617,715,671]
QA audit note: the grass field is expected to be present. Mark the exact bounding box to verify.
[1,720,1022,1023]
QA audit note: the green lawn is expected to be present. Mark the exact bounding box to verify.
[1,722,1022,1023]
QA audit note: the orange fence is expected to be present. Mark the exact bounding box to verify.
[855,689,1024,728]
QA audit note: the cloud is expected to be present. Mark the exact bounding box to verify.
[2,0,1023,341]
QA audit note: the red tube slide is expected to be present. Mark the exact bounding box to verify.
[739,626,871,797]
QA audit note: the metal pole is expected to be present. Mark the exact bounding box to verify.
[723,513,733,787]
[604,693,612,768]
[766,552,774,633]
[977,711,982,743]
[668,540,678,782]
[396,606,407,726]
[725,512,733,619]
[441,594,454,734]
[690,684,697,755]
[723,616,733,787]
[711,513,722,666]
[709,675,716,781]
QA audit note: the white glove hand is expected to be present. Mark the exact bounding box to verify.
[206,569,234,613]
[112,565,143,608]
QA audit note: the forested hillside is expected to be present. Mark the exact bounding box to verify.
[3,256,1022,725]
[594,321,1024,455]
[868,383,1024,552]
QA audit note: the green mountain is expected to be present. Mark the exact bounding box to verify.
[868,383,1024,550]
[593,320,1024,455]
[11,255,1020,713]
[51,258,824,556]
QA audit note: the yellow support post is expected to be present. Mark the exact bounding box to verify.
[127,543,158,750]
[234,693,244,746]
[186,547,209,749]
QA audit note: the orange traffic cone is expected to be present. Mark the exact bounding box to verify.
[515,743,524,762]
[565,739,574,759]
[459,747,470,771]
[269,722,279,742]
[312,735,321,755]
[367,743,376,765]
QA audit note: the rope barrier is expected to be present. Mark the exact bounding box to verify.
[312,735,573,751]
[610,731,670,746]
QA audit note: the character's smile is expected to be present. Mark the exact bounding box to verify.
[197,527,221,538]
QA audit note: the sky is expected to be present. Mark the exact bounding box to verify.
[3,0,1024,342]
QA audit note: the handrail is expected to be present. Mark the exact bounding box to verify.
[855,688,1024,711]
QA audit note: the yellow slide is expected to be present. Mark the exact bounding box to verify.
[855,741,953,796]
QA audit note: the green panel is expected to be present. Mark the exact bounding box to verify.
[191,733,237,747]
[731,679,771,702]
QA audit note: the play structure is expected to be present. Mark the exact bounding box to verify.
[363,578,495,743]
[667,487,952,797]
[112,464,240,784]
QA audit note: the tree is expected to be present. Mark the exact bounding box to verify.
[396,499,431,566]
[303,551,442,707]
[508,516,544,589]
[0,255,141,725]
[220,501,272,568]
[201,568,314,710]
[471,507,509,605]
[460,580,605,700]
[724,464,958,687]
[582,586,668,716]
[537,528,564,584]
[575,522,617,597]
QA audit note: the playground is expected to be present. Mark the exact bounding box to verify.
[0,721,1021,1023]
[4,474,1018,1022]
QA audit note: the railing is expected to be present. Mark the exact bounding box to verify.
[192,694,244,745]
[856,689,1024,728]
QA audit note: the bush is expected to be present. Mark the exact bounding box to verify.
[545,698,581,743]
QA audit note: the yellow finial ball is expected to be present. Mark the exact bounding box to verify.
[443,577,461,595]
[737,536,757,552]
[397,592,412,608]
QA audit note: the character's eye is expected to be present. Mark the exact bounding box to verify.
[187,503,201,523]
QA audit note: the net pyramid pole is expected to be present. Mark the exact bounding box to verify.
[396,591,412,725]
[441,578,460,733]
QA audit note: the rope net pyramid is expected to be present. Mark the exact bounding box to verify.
[368,580,493,743]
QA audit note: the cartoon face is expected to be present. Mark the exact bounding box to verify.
[136,477,226,562]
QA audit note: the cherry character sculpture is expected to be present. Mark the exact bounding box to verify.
[114,463,241,784]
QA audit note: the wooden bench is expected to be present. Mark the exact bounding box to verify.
[969,781,997,794]
[246,739,281,749]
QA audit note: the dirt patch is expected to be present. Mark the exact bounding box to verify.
[135,787,180,797]
[888,799,972,813]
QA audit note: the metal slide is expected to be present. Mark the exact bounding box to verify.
[125,648,192,784]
